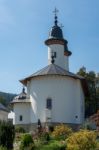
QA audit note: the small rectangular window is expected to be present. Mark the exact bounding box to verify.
[54,52,56,58]
[46,99,52,109]
[19,115,23,121]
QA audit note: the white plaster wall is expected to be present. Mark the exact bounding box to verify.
[28,76,85,124]
[27,81,30,98]
[8,111,15,124]
[64,56,69,71]
[48,44,69,70]
[13,103,31,125]
[0,110,8,121]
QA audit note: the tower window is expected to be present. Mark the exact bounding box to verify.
[54,52,57,58]
[51,51,57,58]
[46,98,52,109]
[19,115,23,121]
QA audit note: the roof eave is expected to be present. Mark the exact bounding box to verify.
[20,74,85,86]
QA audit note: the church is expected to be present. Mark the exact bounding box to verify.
[11,10,88,130]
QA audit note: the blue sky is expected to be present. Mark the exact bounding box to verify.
[0,0,99,94]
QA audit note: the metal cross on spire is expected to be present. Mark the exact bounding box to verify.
[53,8,59,26]
[53,7,59,16]
[60,24,64,29]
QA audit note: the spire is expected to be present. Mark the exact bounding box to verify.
[53,8,59,26]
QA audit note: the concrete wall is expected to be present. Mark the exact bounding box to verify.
[28,75,84,124]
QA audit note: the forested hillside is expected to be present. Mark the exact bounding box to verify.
[0,91,16,107]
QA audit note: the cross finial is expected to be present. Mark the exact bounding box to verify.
[53,8,59,16]
[53,8,59,26]
[60,23,64,29]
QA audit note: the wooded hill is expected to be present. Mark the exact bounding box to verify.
[0,91,16,107]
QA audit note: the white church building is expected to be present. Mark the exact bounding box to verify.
[11,11,88,130]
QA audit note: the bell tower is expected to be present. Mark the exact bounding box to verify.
[45,8,72,71]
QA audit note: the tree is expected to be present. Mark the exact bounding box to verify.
[0,96,7,106]
[0,121,15,150]
[77,67,99,117]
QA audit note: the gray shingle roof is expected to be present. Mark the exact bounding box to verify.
[0,103,9,112]
[20,64,84,85]
[20,64,88,96]
[11,87,31,104]
[14,87,27,100]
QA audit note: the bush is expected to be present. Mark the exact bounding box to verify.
[52,124,72,140]
[20,133,35,150]
[66,130,98,150]
[0,121,15,150]
[0,146,7,150]
[15,126,26,133]
[40,132,50,143]
[38,140,66,150]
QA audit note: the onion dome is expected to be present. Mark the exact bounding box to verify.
[49,24,63,39]
[45,8,72,56]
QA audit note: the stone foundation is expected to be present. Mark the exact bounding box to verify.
[15,122,81,132]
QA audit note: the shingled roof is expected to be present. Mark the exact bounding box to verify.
[20,64,88,96]
[0,103,9,112]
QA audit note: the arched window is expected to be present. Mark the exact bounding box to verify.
[46,98,52,109]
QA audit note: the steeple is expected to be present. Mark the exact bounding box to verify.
[47,8,64,40]
[45,9,72,71]
[53,8,58,26]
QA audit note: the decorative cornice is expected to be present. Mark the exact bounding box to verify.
[45,38,67,46]
[64,50,72,56]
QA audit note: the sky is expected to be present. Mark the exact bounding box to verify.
[0,0,99,94]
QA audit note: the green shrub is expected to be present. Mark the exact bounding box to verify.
[15,126,26,133]
[38,140,66,150]
[66,130,98,150]
[0,121,15,150]
[22,143,35,150]
[0,146,7,150]
[52,124,72,140]
[20,133,34,150]
[96,141,99,150]
[40,132,50,142]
